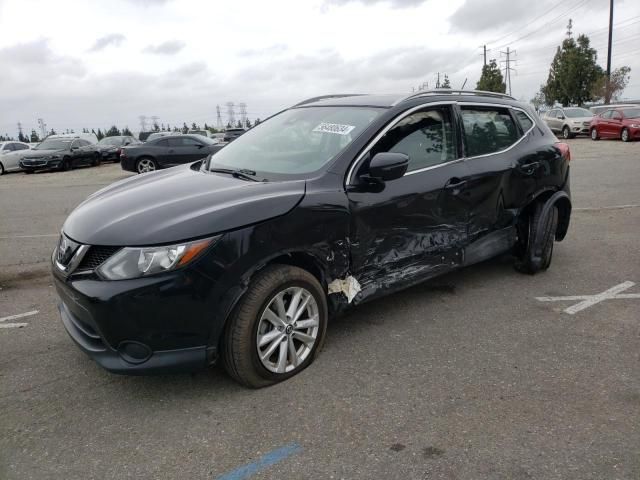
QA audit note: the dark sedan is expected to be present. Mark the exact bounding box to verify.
[96,136,140,162]
[20,137,101,172]
[120,134,224,173]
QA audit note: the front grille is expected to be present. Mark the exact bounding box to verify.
[77,246,121,271]
[583,121,591,126]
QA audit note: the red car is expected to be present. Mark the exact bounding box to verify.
[590,107,640,142]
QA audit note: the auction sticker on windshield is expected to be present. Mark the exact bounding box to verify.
[313,123,356,135]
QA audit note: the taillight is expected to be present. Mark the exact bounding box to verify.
[555,142,571,162]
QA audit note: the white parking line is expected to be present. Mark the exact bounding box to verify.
[536,281,640,314]
[0,323,28,329]
[0,234,58,240]
[0,310,39,322]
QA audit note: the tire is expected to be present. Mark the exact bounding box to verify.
[562,126,573,139]
[0,162,4,175]
[621,128,630,142]
[514,201,558,275]
[591,128,599,141]
[59,157,72,171]
[136,157,157,174]
[223,265,328,388]
[92,153,101,167]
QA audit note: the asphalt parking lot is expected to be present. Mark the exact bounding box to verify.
[1,140,639,480]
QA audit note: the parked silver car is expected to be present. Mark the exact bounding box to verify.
[0,141,31,174]
[542,107,594,139]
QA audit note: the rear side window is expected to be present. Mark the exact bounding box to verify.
[15,143,29,150]
[601,110,613,119]
[461,107,520,157]
[371,106,456,173]
[155,139,169,147]
[514,110,534,132]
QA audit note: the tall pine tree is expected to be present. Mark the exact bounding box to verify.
[476,59,506,93]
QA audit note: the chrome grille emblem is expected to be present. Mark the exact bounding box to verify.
[54,234,89,277]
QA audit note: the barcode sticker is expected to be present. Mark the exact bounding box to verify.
[312,122,356,136]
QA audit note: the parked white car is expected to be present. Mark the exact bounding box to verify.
[0,141,31,174]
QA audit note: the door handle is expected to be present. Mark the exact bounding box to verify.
[520,161,540,170]
[444,178,467,195]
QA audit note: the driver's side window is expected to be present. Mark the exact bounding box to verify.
[370,107,456,173]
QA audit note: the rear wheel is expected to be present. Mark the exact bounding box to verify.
[591,128,599,141]
[0,162,4,175]
[621,128,630,142]
[136,157,157,174]
[515,201,558,275]
[223,265,328,388]
[92,153,101,166]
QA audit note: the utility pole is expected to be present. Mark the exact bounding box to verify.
[216,105,223,130]
[238,102,247,127]
[226,102,235,127]
[138,115,147,133]
[500,47,516,96]
[480,45,488,66]
[17,122,23,141]
[606,0,614,104]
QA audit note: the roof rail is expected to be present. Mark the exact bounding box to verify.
[293,94,366,107]
[395,89,516,105]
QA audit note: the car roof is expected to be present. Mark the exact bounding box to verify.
[293,90,519,109]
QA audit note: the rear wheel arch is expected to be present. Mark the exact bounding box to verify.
[0,161,4,175]
[520,189,571,241]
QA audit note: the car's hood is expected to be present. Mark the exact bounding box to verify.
[568,116,594,122]
[63,164,306,246]
[25,149,65,157]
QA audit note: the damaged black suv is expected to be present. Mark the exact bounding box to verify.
[52,90,571,387]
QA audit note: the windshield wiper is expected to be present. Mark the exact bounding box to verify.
[209,168,262,182]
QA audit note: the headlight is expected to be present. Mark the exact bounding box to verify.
[97,236,219,280]
[630,123,640,128]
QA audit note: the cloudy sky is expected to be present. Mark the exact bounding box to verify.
[0,0,638,137]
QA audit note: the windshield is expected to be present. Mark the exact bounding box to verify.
[34,139,73,150]
[564,108,592,118]
[98,137,124,146]
[209,106,382,176]
[622,108,640,119]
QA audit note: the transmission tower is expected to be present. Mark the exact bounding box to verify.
[17,122,23,140]
[38,118,47,139]
[216,105,223,130]
[226,102,236,127]
[500,47,517,96]
[138,115,147,132]
[238,103,247,126]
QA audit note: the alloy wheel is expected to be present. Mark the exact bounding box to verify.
[591,128,598,140]
[562,126,570,139]
[621,129,629,142]
[137,158,156,173]
[256,286,319,374]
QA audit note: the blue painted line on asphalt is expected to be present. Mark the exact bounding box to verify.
[216,442,302,480]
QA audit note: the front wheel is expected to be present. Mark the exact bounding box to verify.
[591,128,599,141]
[92,153,101,166]
[621,128,630,142]
[515,202,558,275]
[223,265,328,388]
[562,126,573,139]
[59,157,72,171]
[136,157,157,174]
[0,162,4,175]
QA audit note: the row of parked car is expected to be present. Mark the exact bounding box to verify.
[541,103,640,142]
[0,128,247,175]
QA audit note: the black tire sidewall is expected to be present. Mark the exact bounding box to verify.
[562,126,570,139]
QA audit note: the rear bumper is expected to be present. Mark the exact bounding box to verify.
[120,157,136,172]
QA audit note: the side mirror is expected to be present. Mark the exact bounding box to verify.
[366,152,409,182]
[558,115,565,120]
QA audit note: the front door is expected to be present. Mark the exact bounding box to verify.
[347,105,470,301]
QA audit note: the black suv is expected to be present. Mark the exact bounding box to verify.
[52,91,571,387]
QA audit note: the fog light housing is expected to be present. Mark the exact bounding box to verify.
[118,341,152,364]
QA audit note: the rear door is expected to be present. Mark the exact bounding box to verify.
[457,104,553,257]
[347,104,470,299]
[545,110,558,131]
[609,110,623,138]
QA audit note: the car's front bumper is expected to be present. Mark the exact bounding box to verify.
[52,260,219,374]
[20,158,61,170]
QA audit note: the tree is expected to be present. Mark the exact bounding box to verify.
[106,126,121,137]
[122,126,133,136]
[440,74,451,89]
[18,131,28,143]
[542,21,603,106]
[235,120,243,128]
[592,66,631,104]
[49,128,57,136]
[96,128,104,141]
[476,59,506,93]
[30,130,40,143]
[254,118,261,125]
[245,118,252,128]
[182,122,189,134]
